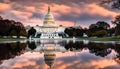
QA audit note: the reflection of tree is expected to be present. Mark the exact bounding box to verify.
[27,41,37,50]
[87,42,112,57]
[113,44,120,64]
[10,42,27,53]
[60,40,118,58]
[64,41,86,51]
[0,42,27,64]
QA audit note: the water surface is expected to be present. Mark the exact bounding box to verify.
[0,39,120,69]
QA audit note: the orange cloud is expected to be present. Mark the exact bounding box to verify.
[23,19,43,26]
[38,3,71,17]
[25,6,36,12]
[38,3,81,17]
[56,20,74,27]
[0,3,11,11]
[21,3,118,27]
[85,3,118,18]
[52,4,71,14]
[52,4,82,17]
[0,2,118,27]
[11,10,33,18]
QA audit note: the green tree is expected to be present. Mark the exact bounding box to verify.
[112,15,120,36]
[13,22,27,38]
[0,16,27,38]
[64,26,84,37]
[87,21,109,37]
[108,27,115,36]
[10,30,17,37]
[94,30,108,37]
[96,21,110,29]
[28,27,36,38]
[89,24,97,29]
[87,24,98,37]
[20,29,27,37]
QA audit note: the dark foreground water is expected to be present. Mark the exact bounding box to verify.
[0,39,120,69]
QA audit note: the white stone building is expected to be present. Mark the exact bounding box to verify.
[27,7,67,39]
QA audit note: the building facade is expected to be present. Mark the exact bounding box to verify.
[27,7,67,39]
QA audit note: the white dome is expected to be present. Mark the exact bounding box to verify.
[43,7,55,26]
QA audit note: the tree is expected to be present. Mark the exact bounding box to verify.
[112,15,120,25]
[94,30,108,37]
[108,27,115,36]
[75,28,84,36]
[15,22,22,38]
[64,27,75,36]
[96,21,110,30]
[10,30,17,37]
[0,19,14,36]
[28,27,36,38]
[112,15,120,36]
[11,22,27,38]
[87,21,109,37]
[20,29,27,37]
[0,16,27,38]
[89,24,98,29]
[64,27,84,37]
[0,16,3,20]
[87,24,98,37]
[101,0,120,9]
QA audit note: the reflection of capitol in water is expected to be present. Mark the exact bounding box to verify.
[26,39,67,52]
[1,40,120,69]
[43,45,56,68]
[26,40,66,68]
[26,39,119,68]
[40,44,66,68]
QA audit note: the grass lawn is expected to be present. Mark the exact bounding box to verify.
[78,36,120,41]
[0,38,27,41]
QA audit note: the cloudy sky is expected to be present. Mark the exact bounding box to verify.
[0,0,119,27]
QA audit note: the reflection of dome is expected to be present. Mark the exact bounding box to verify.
[44,52,56,67]
[43,7,55,26]
[43,45,56,68]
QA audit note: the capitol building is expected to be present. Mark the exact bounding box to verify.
[27,7,67,39]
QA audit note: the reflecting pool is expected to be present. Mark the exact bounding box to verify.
[0,39,120,69]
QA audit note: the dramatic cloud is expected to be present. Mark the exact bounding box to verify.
[25,6,36,12]
[11,10,33,18]
[56,20,74,26]
[85,4,118,18]
[0,3,11,11]
[0,0,119,27]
